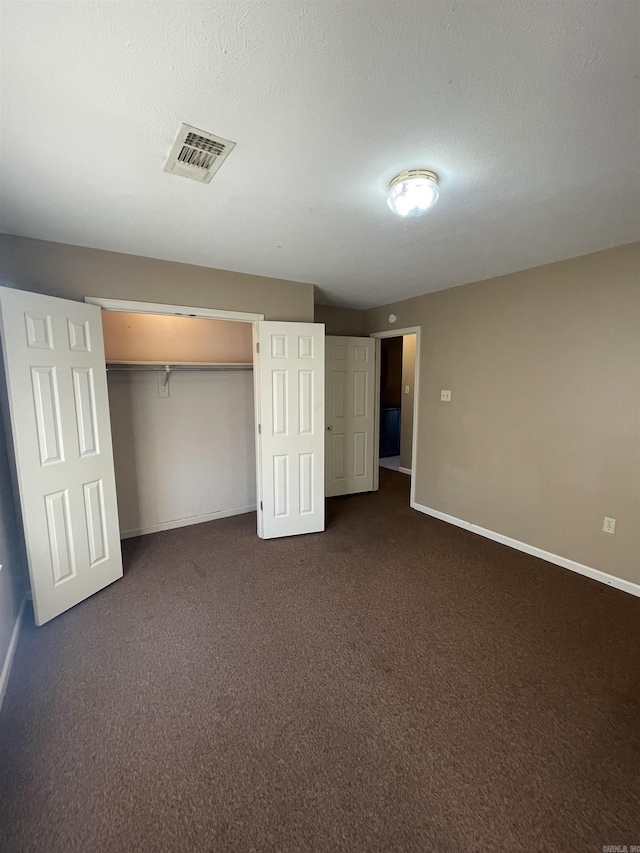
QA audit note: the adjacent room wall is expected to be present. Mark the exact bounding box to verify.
[0,234,315,321]
[365,243,640,586]
[380,337,403,408]
[102,312,253,363]
[400,334,416,472]
[315,304,364,336]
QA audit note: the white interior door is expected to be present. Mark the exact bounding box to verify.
[0,287,122,625]
[325,336,376,497]
[255,321,325,539]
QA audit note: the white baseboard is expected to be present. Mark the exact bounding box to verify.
[0,592,27,713]
[399,467,412,475]
[411,501,640,599]
[120,504,256,539]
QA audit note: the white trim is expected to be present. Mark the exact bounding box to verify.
[372,337,381,491]
[85,297,264,324]
[411,501,640,599]
[120,504,256,539]
[399,467,412,475]
[370,326,421,506]
[0,593,27,713]
[252,324,265,538]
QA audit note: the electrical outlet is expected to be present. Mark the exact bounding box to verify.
[603,517,616,534]
[405,385,410,394]
[441,390,451,402]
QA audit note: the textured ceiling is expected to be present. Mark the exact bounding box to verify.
[0,1,638,309]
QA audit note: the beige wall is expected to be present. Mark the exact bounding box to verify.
[102,311,252,363]
[365,243,640,586]
[0,234,314,321]
[315,304,364,336]
[400,334,416,471]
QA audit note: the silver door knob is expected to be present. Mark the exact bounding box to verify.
[326,425,333,431]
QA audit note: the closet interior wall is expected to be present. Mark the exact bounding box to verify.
[103,311,256,538]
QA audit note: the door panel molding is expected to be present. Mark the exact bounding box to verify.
[325,336,376,497]
[0,286,123,625]
[255,321,325,539]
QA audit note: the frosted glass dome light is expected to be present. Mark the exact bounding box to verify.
[387,169,439,217]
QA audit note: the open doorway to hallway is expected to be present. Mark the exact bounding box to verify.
[324,327,420,507]
[378,333,417,476]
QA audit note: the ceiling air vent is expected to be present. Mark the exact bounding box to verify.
[163,123,235,183]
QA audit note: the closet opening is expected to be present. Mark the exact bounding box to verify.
[97,302,261,541]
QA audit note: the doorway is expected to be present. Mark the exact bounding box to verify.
[371,327,421,506]
[100,308,256,540]
[89,296,263,542]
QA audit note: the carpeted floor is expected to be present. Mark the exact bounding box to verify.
[1,470,639,852]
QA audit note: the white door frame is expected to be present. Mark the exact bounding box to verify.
[370,326,421,507]
[85,296,265,532]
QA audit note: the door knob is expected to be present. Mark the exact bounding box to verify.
[326,425,333,431]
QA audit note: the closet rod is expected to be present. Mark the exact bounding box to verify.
[106,363,253,372]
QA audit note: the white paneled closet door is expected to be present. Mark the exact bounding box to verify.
[0,287,123,625]
[255,322,325,539]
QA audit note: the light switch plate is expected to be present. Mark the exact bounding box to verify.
[441,390,451,402]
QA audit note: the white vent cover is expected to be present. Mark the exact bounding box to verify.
[163,123,235,183]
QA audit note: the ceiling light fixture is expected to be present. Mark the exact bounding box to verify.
[387,169,439,217]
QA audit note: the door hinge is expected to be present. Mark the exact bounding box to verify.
[260,501,263,511]
[256,342,260,353]
[258,423,261,434]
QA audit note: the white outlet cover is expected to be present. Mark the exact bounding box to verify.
[441,390,451,401]
[603,517,616,534]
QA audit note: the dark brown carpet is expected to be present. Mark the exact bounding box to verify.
[1,470,639,852]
